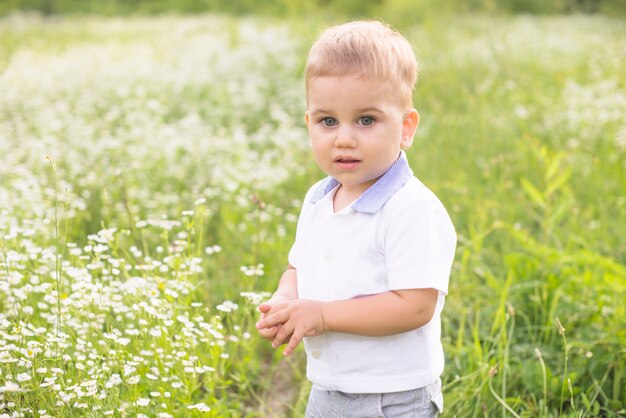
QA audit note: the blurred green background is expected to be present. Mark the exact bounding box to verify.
[1,0,624,416]
[1,0,625,20]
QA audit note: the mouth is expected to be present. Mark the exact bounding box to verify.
[334,156,361,163]
[333,156,361,170]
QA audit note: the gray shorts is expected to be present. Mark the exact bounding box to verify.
[305,379,443,418]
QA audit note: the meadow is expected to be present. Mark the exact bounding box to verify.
[0,11,624,417]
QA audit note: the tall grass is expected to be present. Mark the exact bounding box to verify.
[0,12,624,417]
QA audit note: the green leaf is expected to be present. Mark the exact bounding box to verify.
[521,178,546,208]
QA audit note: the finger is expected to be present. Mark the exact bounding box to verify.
[258,303,271,313]
[256,310,288,330]
[283,331,303,356]
[272,323,293,349]
[258,326,278,340]
[265,302,290,316]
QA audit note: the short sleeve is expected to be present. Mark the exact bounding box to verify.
[383,200,456,294]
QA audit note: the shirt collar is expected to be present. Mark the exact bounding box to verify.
[309,151,413,214]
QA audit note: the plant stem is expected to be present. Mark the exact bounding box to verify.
[488,373,521,418]
[535,347,548,417]
[46,156,62,340]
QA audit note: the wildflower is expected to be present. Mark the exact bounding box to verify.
[188,403,211,412]
[205,245,221,255]
[126,375,140,385]
[16,373,31,382]
[117,338,131,346]
[216,301,238,313]
[136,398,150,407]
[240,291,271,305]
[105,374,122,388]
[0,381,19,392]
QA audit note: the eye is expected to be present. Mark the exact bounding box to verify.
[358,116,375,126]
[320,117,337,127]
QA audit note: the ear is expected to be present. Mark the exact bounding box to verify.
[401,109,419,149]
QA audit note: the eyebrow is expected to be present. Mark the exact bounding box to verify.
[308,107,385,115]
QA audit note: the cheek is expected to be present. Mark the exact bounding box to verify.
[310,139,327,157]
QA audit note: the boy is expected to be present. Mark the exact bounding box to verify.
[255,21,456,417]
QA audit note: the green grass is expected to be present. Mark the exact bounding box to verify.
[0,12,624,417]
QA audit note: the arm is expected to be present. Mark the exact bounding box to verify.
[263,265,298,303]
[323,288,437,336]
[256,287,438,355]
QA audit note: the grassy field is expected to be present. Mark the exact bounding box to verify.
[0,11,624,417]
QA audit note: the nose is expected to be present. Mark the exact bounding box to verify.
[334,125,357,148]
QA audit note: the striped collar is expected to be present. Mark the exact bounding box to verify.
[309,151,413,214]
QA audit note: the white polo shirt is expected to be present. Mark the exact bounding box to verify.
[288,152,456,393]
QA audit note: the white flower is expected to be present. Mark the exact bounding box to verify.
[105,374,122,388]
[135,398,150,407]
[0,381,19,392]
[188,403,211,412]
[240,291,271,305]
[117,338,131,346]
[126,375,140,385]
[16,373,31,382]
[216,300,238,313]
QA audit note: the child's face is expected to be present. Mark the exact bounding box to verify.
[306,75,418,198]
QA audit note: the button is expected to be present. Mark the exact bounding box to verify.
[311,350,321,359]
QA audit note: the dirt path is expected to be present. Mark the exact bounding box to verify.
[261,353,305,417]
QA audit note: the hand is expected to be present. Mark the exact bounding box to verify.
[255,299,327,356]
[256,295,292,342]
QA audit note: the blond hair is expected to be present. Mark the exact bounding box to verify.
[305,20,418,108]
